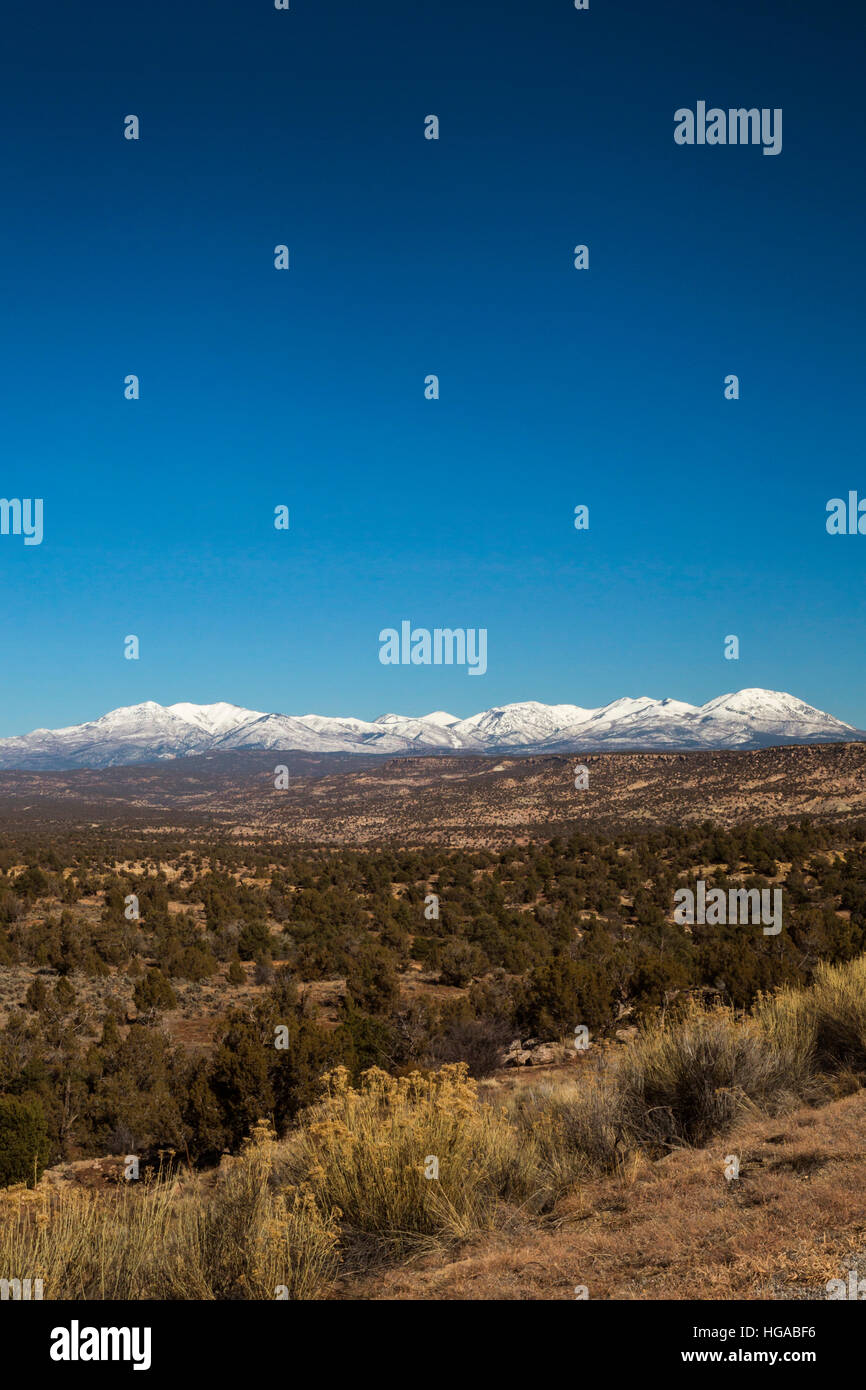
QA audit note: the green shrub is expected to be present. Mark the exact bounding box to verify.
[616,1004,803,1150]
[133,969,177,1014]
[0,1095,50,1187]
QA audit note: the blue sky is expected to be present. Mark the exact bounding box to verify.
[0,0,864,734]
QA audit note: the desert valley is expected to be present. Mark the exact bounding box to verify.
[1,723,865,1304]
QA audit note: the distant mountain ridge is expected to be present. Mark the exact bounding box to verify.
[0,690,859,770]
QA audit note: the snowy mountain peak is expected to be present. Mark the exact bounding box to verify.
[698,689,855,728]
[167,702,264,735]
[0,690,858,770]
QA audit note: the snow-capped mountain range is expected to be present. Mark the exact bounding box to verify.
[0,691,859,771]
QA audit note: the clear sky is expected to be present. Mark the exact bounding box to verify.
[0,0,863,735]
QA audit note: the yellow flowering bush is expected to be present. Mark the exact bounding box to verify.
[281,1064,542,1249]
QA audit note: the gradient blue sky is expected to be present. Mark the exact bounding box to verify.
[0,0,863,735]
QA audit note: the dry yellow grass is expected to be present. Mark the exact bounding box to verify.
[277,1064,543,1251]
[4,956,866,1301]
[749,956,866,1100]
[0,1126,339,1300]
[335,1086,866,1300]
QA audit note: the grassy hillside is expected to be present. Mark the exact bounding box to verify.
[2,955,865,1300]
